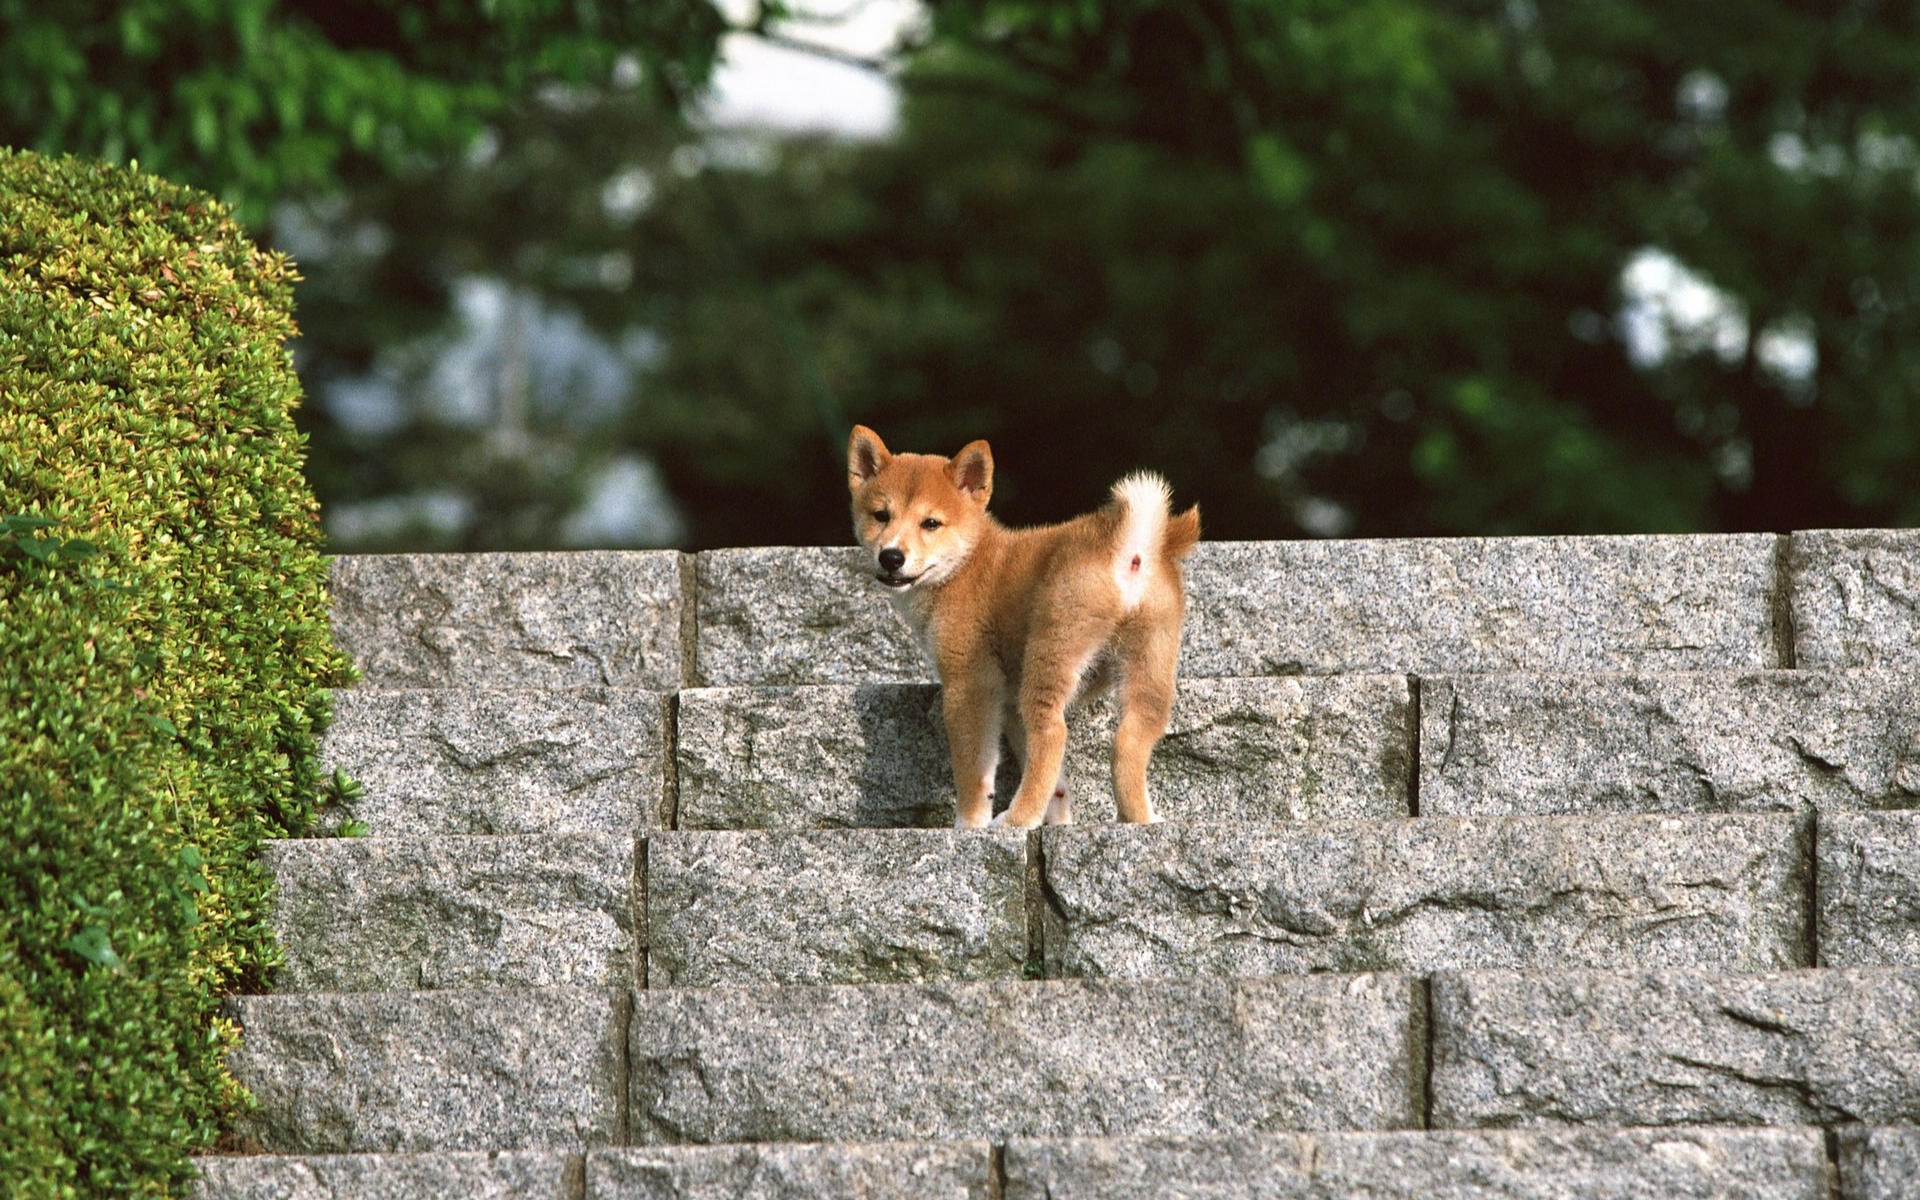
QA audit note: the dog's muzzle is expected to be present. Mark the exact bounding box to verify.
[876,548,918,589]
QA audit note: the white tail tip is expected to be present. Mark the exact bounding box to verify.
[1111,472,1170,609]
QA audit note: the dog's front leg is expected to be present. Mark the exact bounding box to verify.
[942,672,1003,829]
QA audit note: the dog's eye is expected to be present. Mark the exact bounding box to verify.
[921,518,943,531]
[873,509,891,523]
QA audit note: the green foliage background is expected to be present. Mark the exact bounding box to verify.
[4,1,1916,549]
[0,0,728,224]
[0,149,351,1197]
[266,0,1920,550]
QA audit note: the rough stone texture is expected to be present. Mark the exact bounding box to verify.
[587,1142,991,1200]
[674,684,950,828]
[331,551,687,690]
[629,974,1419,1144]
[263,834,636,992]
[1042,815,1807,979]
[1819,811,1920,966]
[1180,535,1780,676]
[694,547,924,686]
[1791,529,1920,669]
[227,989,625,1152]
[1430,968,1920,1128]
[191,1152,575,1200]
[646,828,1027,986]
[675,676,1409,829]
[1001,1127,1828,1200]
[1838,1127,1920,1200]
[320,687,671,835]
[692,537,1777,686]
[1421,670,1920,817]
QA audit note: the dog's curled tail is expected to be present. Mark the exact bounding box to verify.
[1110,472,1201,608]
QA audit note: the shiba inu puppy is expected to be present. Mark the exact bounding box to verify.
[847,425,1200,828]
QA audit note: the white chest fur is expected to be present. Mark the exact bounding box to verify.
[887,588,942,681]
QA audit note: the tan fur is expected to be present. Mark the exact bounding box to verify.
[847,425,1200,828]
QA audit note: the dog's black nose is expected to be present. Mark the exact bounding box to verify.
[878,548,906,572]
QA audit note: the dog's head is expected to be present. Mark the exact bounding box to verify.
[847,425,992,592]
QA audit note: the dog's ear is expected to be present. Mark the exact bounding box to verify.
[948,440,993,505]
[848,426,891,492]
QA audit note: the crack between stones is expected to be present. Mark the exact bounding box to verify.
[1440,689,1462,774]
[1407,675,1422,817]
[1771,533,1798,668]
[664,692,682,830]
[678,550,699,687]
[1804,809,1821,967]
[613,988,633,1146]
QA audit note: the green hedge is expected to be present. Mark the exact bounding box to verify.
[0,150,351,1197]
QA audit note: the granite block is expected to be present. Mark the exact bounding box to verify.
[1431,968,1920,1128]
[674,676,1409,829]
[320,687,671,835]
[1042,815,1807,978]
[1819,811,1920,966]
[1421,670,1920,816]
[630,975,1419,1143]
[263,834,636,991]
[1791,529,1920,669]
[646,828,1027,986]
[227,989,625,1152]
[331,551,688,689]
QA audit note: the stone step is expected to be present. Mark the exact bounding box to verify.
[675,675,1411,829]
[318,671,1920,837]
[1001,1126,1830,1200]
[630,974,1421,1144]
[192,1150,574,1200]
[1422,668,1920,816]
[261,834,637,992]
[1819,811,1920,967]
[329,551,689,690]
[225,977,1416,1152]
[1040,814,1808,979]
[320,687,672,835]
[323,533,1920,691]
[693,536,1785,686]
[1790,528,1920,668]
[1430,966,1920,1129]
[193,1126,1836,1199]
[1842,1127,1920,1200]
[265,812,1859,995]
[646,828,1029,987]
[587,1142,989,1199]
[226,988,627,1153]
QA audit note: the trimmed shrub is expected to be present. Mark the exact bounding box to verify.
[0,150,351,1197]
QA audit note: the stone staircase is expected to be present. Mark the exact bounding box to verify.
[193,531,1920,1199]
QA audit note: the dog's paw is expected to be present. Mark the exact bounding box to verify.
[953,813,992,830]
[989,809,1041,830]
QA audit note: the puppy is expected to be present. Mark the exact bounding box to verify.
[847,426,1200,828]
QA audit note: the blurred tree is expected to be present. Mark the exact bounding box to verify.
[288,87,690,550]
[12,0,1915,548]
[621,0,1920,545]
[0,0,727,221]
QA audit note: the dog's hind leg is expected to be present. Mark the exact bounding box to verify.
[1111,617,1180,824]
[996,641,1104,828]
